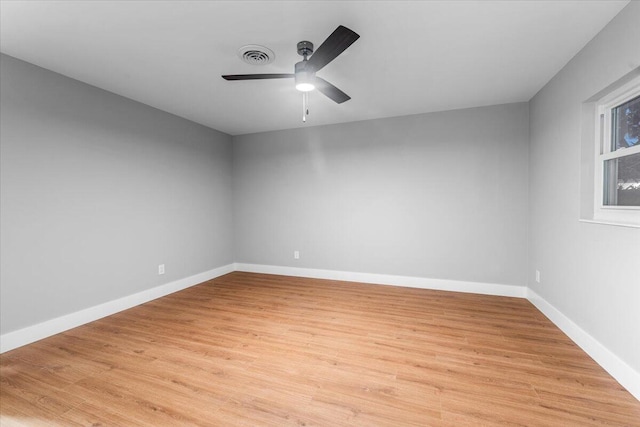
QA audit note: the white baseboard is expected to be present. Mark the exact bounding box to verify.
[527,288,640,401]
[234,263,527,298]
[0,263,234,353]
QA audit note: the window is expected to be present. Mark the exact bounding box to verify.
[594,77,640,226]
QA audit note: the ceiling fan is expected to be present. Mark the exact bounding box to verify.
[222,25,360,121]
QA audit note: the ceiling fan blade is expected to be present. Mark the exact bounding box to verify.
[307,25,360,72]
[315,77,351,104]
[222,74,294,80]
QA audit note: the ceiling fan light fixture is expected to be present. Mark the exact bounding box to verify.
[295,82,315,92]
[295,61,315,92]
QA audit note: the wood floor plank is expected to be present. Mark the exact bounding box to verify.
[1,271,639,426]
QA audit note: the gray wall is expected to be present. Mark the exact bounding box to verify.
[233,103,529,287]
[529,2,640,372]
[0,54,234,334]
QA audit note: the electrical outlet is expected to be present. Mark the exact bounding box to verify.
[159,264,165,275]
[294,250,300,260]
[535,270,540,283]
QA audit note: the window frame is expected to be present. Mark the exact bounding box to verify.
[593,77,640,226]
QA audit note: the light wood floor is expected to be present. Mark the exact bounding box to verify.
[1,272,639,426]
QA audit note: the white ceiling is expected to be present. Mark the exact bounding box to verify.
[0,1,629,135]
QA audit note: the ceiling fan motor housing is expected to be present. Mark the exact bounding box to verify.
[295,60,315,91]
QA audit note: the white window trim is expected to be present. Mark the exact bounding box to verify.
[593,76,640,226]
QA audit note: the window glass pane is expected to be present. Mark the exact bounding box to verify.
[611,94,640,151]
[603,152,640,206]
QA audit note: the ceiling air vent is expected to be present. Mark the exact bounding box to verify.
[238,45,275,65]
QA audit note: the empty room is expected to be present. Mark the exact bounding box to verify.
[1,0,639,425]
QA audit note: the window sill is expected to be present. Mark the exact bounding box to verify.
[579,219,640,229]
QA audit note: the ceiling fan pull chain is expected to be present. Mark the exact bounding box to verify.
[302,92,310,123]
